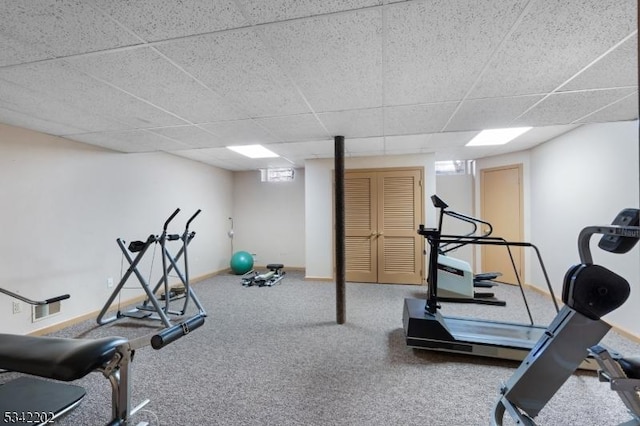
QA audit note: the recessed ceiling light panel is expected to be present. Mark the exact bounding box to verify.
[466,127,533,146]
[227,144,279,158]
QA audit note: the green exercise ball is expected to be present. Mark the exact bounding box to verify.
[230,251,254,275]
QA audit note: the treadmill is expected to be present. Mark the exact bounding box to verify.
[403,195,562,363]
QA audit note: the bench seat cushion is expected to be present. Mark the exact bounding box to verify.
[0,334,127,382]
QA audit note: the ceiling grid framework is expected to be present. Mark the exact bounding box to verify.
[0,0,636,171]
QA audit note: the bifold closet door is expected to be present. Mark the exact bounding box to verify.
[345,171,378,283]
[345,169,423,285]
[376,170,423,285]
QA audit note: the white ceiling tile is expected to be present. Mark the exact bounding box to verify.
[445,95,544,132]
[66,47,248,123]
[270,140,335,159]
[425,132,479,148]
[156,29,311,117]
[317,108,383,139]
[0,1,140,60]
[513,88,637,127]
[469,0,637,98]
[0,0,636,171]
[560,35,638,92]
[70,130,189,152]
[503,124,580,151]
[0,61,187,128]
[0,79,127,132]
[94,0,247,41]
[0,34,54,67]
[217,150,295,169]
[197,158,246,171]
[346,137,385,155]
[467,124,582,160]
[429,131,497,160]
[0,106,87,136]
[261,9,383,111]
[383,134,432,153]
[186,147,244,160]
[169,149,247,170]
[236,0,381,24]
[575,93,638,124]
[147,126,225,149]
[253,114,328,142]
[384,0,529,105]
[384,102,458,135]
[199,119,278,145]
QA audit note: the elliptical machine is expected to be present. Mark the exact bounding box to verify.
[492,208,640,425]
[430,195,507,305]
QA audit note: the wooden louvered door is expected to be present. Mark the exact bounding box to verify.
[377,169,423,284]
[345,168,423,285]
[345,172,378,282]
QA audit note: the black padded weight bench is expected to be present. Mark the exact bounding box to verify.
[0,313,205,426]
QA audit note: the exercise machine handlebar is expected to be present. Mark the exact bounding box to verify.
[430,195,494,254]
[579,224,640,264]
[163,208,181,232]
[151,314,205,350]
[186,209,202,229]
[0,288,70,306]
[578,208,639,264]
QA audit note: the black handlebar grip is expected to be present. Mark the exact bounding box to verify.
[151,314,205,350]
[44,295,70,304]
[163,208,181,231]
[186,209,202,229]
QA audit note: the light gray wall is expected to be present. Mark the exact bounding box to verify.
[529,121,639,336]
[476,121,639,337]
[304,154,436,279]
[231,169,305,267]
[0,123,233,334]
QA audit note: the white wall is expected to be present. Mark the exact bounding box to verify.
[232,169,305,267]
[529,121,640,336]
[474,121,639,337]
[0,123,233,334]
[305,154,436,279]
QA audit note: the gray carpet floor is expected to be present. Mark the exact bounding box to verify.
[4,271,639,425]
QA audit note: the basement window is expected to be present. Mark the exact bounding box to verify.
[260,168,295,182]
[435,160,475,176]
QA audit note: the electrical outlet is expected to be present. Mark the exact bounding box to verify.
[107,277,114,288]
[12,301,21,314]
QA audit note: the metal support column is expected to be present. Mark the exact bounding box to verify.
[334,135,346,324]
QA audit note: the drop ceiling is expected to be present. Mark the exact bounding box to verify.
[0,0,637,171]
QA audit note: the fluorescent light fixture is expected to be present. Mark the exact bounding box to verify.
[227,144,279,158]
[466,127,532,146]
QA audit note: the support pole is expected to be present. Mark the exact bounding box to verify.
[334,135,346,324]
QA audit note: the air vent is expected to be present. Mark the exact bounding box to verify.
[32,301,61,322]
